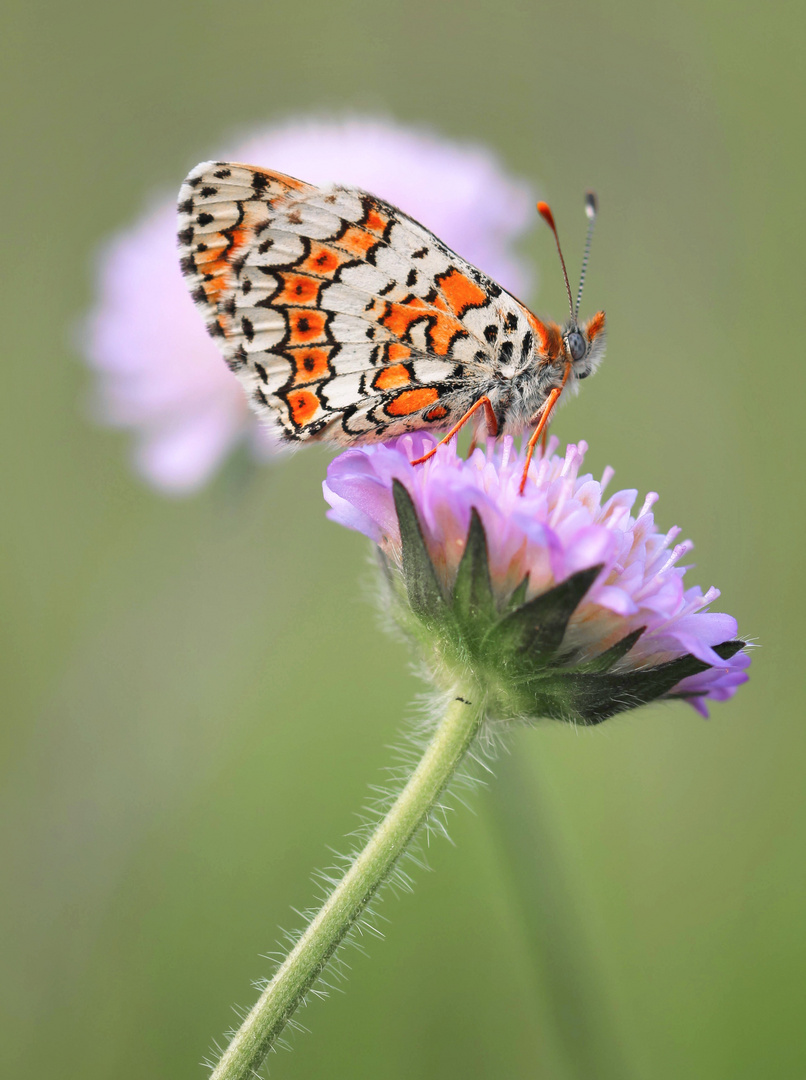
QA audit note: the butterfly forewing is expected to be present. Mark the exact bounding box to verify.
[178,161,536,443]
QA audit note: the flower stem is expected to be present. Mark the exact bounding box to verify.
[209,685,485,1080]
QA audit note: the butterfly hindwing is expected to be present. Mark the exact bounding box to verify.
[178,161,536,443]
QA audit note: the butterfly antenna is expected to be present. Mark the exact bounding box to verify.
[575,191,597,318]
[537,201,575,324]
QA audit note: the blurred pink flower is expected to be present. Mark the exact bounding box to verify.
[81,117,536,494]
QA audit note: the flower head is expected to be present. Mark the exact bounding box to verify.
[324,435,749,723]
[81,116,535,494]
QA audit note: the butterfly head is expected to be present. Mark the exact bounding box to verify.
[562,310,606,381]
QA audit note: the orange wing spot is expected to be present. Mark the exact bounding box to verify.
[428,311,463,356]
[277,175,306,191]
[363,207,389,235]
[199,226,251,305]
[334,225,377,258]
[382,298,462,356]
[424,405,449,422]
[387,343,411,362]
[382,297,430,338]
[386,387,440,416]
[286,388,320,427]
[229,164,311,195]
[274,272,322,307]
[585,310,606,341]
[544,321,564,359]
[287,308,328,345]
[523,309,563,361]
[438,269,488,316]
[299,242,347,278]
[194,243,228,266]
[290,347,331,385]
[202,273,229,305]
[522,309,548,350]
[374,364,411,391]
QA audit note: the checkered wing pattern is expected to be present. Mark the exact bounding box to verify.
[177,161,539,443]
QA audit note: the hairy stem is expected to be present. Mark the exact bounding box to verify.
[209,685,485,1080]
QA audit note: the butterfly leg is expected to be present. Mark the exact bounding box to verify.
[519,362,572,494]
[518,387,563,495]
[410,396,498,466]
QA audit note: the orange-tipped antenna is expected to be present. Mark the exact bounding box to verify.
[537,201,575,323]
[575,191,597,318]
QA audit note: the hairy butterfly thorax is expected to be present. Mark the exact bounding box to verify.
[177,162,605,493]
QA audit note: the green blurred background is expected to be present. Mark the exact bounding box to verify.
[3,1,804,1077]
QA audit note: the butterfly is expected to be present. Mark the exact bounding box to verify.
[177,161,606,492]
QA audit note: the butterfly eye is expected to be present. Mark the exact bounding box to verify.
[567,331,586,362]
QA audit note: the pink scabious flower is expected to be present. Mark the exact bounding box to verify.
[81,117,535,494]
[324,435,749,723]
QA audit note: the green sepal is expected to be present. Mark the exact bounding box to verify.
[505,574,530,613]
[484,564,603,660]
[392,480,447,623]
[507,639,746,726]
[567,627,647,673]
[452,509,496,630]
